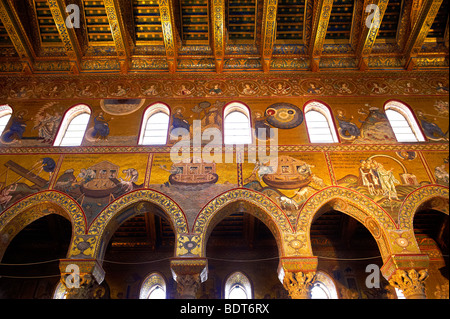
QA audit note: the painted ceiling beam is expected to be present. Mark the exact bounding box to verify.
[403,0,444,70]
[308,0,333,72]
[261,0,278,73]
[158,0,178,73]
[46,0,83,74]
[103,0,130,74]
[0,0,35,73]
[356,0,389,71]
[210,0,225,73]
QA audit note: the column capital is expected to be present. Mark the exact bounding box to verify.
[381,254,429,280]
[277,256,318,281]
[389,269,429,299]
[59,259,105,299]
[381,254,429,299]
[170,258,208,299]
[277,256,318,299]
[282,271,317,299]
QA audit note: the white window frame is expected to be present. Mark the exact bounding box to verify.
[223,102,252,145]
[53,104,91,146]
[138,103,170,145]
[384,101,425,142]
[304,101,339,143]
[0,105,13,136]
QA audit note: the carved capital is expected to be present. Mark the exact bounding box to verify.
[61,272,99,299]
[59,259,105,299]
[171,258,208,299]
[389,269,429,299]
[176,274,201,299]
[282,271,317,299]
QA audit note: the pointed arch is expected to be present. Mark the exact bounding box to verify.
[298,186,397,262]
[224,271,253,299]
[311,271,338,299]
[87,189,188,259]
[140,272,168,299]
[0,190,87,260]
[193,188,293,257]
[398,185,449,229]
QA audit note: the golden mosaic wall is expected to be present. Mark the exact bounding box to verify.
[0,70,448,298]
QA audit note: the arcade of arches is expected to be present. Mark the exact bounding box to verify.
[0,1,449,300]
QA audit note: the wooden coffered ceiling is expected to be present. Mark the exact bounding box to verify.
[0,0,448,75]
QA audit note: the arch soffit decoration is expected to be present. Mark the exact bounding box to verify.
[87,189,189,257]
[298,186,397,261]
[399,185,449,229]
[0,190,87,236]
[193,188,293,257]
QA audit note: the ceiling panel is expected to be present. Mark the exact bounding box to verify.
[133,0,164,44]
[377,0,402,40]
[276,0,305,43]
[180,0,209,44]
[227,0,258,42]
[427,0,449,39]
[326,0,354,41]
[83,0,114,45]
[33,0,63,45]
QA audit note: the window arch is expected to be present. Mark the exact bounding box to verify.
[0,105,13,136]
[310,271,338,299]
[53,104,91,146]
[223,102,252,145]
[384,100,425,142]
[53,282,67,299]
[304,101,339,143]
[395,288,406,299]
[138,103,170,145]
[224,271,252,299]
[139,272,167,299]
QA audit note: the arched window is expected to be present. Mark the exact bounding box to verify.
[310,271,338,299]
[53,104,91,146]
[53,282,67,299]
[0,105,12,136]
[140,273,167,299]
[395,288,406,299]
[224,271,252,299]
[384,101,425,142]
[304,101,339,143]
[223,102,252,145]
[138,103,170,145]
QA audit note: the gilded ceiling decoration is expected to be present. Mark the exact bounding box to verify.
[0,0,447,74]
